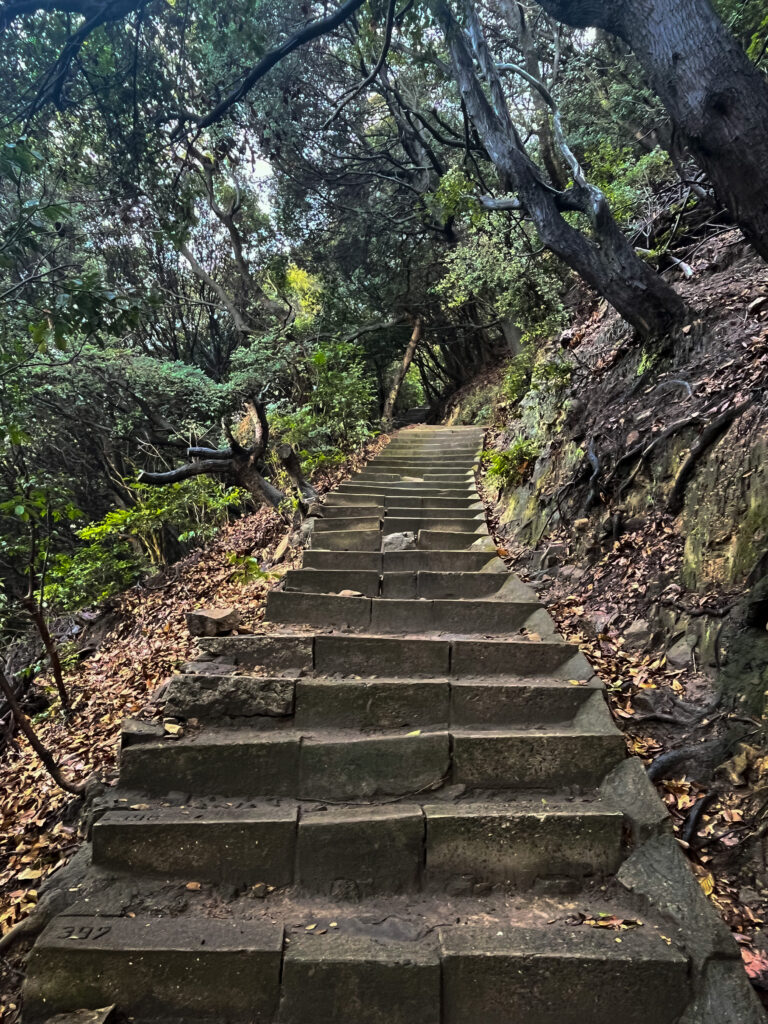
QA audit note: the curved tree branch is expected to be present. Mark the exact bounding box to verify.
[193,0,369,132]
[138,458,234,485]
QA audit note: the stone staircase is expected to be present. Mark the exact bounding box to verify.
[21,427,764,1023]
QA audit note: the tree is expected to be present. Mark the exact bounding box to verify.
[432,0,689,336]
[533,0,768,260]
[138,398,316,510]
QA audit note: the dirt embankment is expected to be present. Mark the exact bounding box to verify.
[465,229,768,999]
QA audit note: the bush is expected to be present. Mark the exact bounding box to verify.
[269,340,376,472]
[45,478,246,611]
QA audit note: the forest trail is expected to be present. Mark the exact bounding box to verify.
[19,427,763,1022]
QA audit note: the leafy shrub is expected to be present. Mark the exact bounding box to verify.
[45,478,246,610]
[269,340,376,470]
[531,358,573,392]
[484,439,540,489]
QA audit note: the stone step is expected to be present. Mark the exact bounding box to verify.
[119,716,621,800]
[324,494,483,508]
[196,632,592,679]
[417,529,487,549]
[318,505,483,520]
[364,461,478,472]
[24,908,688,1024]
[301,550,500,572]
[165,673,600,729]
[337,481,477,495]
[92,803,298,886]
[284,567,530,599]
[91,797,623,893]
[313,516,380,533]
[312,514,486,535]
[264,591,548,634]
[310,528,381,551]
[164,672,295,720]
[452,727,624,789]
[353,472,475,483]
[381,516,485,534]
[23,915,283,1022]
[285,567,382,595]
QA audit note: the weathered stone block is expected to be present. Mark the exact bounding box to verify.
[23,916,283,1022]
[279,933,441,1024]
[439,926,688,1024]
[299,732,450,800]
[295,678,449,730]
[164,674,294,720]
[424,803,623,889]
[296,804,424,894]
[186,606,240,636]
[452,729,625,789]
[120,731,300,797]
[92,804,298,885]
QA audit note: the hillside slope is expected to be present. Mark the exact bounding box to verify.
[461,228,768,998]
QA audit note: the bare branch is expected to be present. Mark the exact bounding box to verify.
[138,458,234,485]
[323,0,397,129]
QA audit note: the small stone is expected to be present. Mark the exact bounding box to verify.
[186,607,240,637]
[250,882,268,898]
[382,531,416,553]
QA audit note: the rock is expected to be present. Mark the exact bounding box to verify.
[119,719,165,748]
[301,518,316,545]
[558,565,585,582]
[623,619,653,652]
[186,607,240,637]
[48,1008,123,1024]
[623,515,646,532]
[666,636,693,668]
[600,757,671,844]
[626,429,641,447]
[382,531,416,553]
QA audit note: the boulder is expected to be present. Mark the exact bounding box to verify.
[186,607,240,636]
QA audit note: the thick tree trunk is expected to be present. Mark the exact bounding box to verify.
[437,1,688,337]
[534,0,768,260]
[382,316,423,426]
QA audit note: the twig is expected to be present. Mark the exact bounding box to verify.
[0,667,85,796]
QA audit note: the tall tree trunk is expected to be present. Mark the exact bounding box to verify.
[382,316,423,426]
[533,0,768,260]
[436,0,688,337]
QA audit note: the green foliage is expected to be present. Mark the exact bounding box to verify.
[483,439,540,489]
[501,350,536,405]
[531,358,573,392]
[269,340,376,470]
[44,479,246,611]
[226,552,278,584]
[584,142,674,227]
[435,216,568,347]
